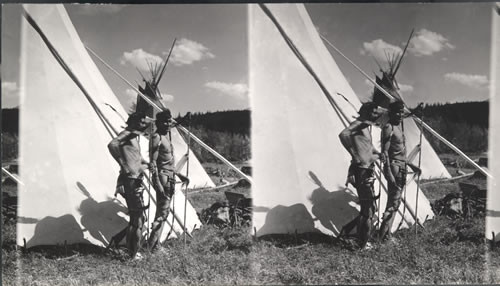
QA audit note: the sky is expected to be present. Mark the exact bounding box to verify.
[1,3,493,114]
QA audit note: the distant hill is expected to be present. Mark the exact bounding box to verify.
[1,108,251,136]
[422,101,488,128]
[176,110,250,136]
[419,100,489,153]
[2,108,19,134]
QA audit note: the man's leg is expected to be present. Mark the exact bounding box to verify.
[378,187,402,240]
[355,167,376,248]
[379,164,404,241]
[148,173,174,250]
[124,178,146,258]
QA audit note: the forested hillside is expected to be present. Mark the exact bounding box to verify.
[1,101,488,163]
[176,110,250,162]
[1,108,251,163]
[419,101,488,153]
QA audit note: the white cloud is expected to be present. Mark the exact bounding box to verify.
[444,73,489,90]
[73,4,125,16]
[360,39,403,63]
[171,38,215,66]
[124,88,138,110]
[364,79,413,95]
[205,81,248,98]
[408,29,455,57]
[2,81,18,94]
[398,83,414,93]
[124,88,174,110]
[120,49,163,72]
[1,81,19,106]
[159,93,174,103]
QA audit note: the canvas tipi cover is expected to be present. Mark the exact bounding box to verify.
[250,4,449,236]
[18,4,214,248]
[486,4,499,242]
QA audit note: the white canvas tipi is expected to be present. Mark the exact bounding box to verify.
[250,4,449,236]
[486,4,499,242]
[18,4,214,248]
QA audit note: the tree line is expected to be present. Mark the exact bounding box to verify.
[418,101,488,153]
[176,110,250,136]
[176,110,251,162]
[1,108,251,163]
[1,102,488,162]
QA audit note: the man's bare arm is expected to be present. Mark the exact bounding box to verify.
[108,130,134,172]
[149,134,160,173]
[339,120,365,163]
[380,124,396,184]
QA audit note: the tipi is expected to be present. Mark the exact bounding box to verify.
[486,3,499,242]
[18,4,215,248]
[250,4,449,236]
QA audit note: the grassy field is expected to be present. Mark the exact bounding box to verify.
[3,161,500,285]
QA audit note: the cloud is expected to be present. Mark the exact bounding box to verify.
[159,93,174,103]
[171,38,215,66]
[444,73,489,90]
[124,88,138,109]
[2,81,18,94]
[120,49,163,72]
[1,81,19,106]
[124,88,174,110]
[360,39,403,63]
[408,29,455,57]
[364,79,413,95]
[205,81,248,98]
[73,4,125,16]
[398,83,414,93]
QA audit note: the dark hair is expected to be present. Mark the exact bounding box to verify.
[358,102,378,119]
[126,112,146,126]
[155,109,172,126]
[388,101,405,113]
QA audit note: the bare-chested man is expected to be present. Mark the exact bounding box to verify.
[108,112,150,259]
[378,101,420,241]
[339,102,382,250]
[147,109,188,250]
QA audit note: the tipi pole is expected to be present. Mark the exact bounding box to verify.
[320,34,492,179]
[2,168,24,186]
[183,113,192,247]
[23,11,118,139]
[146,123,154,242]
[377,168,382,232]
[86,46,253,184]
[414,106,425,235]
[155,38,177,87]
[396,120,409,232]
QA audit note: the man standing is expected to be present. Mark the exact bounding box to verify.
[108,112,150,259]
[339,102,382,250]
[147,109,177,250]
[378,101,420,241]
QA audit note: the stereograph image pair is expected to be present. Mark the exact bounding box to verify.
[2,2,499,284]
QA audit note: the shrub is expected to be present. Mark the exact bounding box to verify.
[2,133,18,162]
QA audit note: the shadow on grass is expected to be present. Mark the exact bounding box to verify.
[23,243,105,259]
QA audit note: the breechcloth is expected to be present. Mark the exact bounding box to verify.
[385,160,407,213]
[117,173,146,228]
[152,169,175,222]
[353,165,377,216]
[352,164,376,246]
